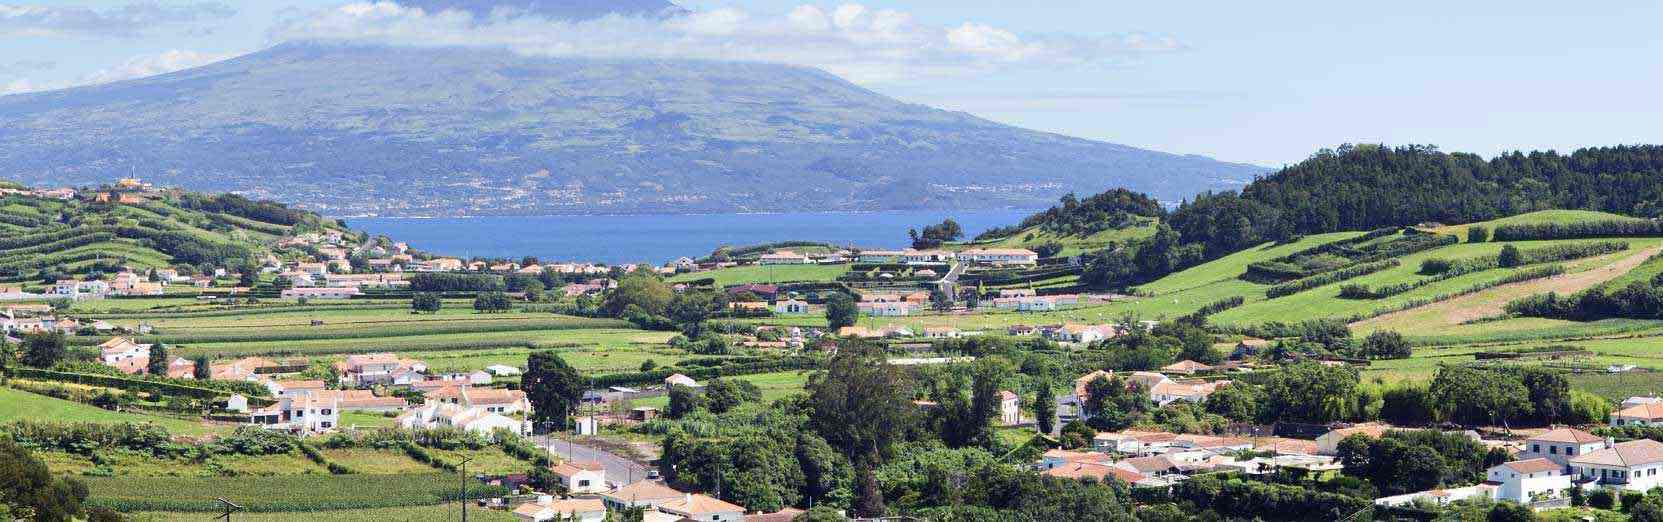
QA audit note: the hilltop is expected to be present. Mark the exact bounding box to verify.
[0,182,348,283]
[0,42,1264,217]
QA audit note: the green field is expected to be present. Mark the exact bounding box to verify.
[128,505,518,522]
[669,263,850,285]
[82,472,490,512]
[956,217,1160,258]
[0,387,226,436]
[633,370,813,409]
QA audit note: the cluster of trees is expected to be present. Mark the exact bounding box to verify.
[178,193,312,226]
[1201,360,1610,429]
[0,435,105,521]
[978,188,1165,240]
[1493,219,1663,241]
[908,219,963,249]
[1507,276,1663,321]
[1079,224,1205,289]
[409,272,503,292]
[1335,429,1500,496]
[667,379,763,418]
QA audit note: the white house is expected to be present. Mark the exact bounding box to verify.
[665,373,702,388]
[225,394,250,413]
[999,390,1021,426]
[396,403,525,438]
[513,496,606,522]
[1568,439,1663,492]
[248,395,340,435]
[655,493,745,522]
[1612,402,1663,427]
[857,250,906,263]
[602,480,686,511]
[1519,428,1609,472]
[281,287,362,300]
[485,364,522,376]
[758,251,812,265]
[550,460,609,494]
[955,249,1039,266]
[1486,458,1573,505]
[864,302,911,317]
[97,337,152,375]
[774,299,809,315]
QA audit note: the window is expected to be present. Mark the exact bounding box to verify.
[1550,446,1558,455]
[1568,447,1576,455]
[578,480,590,487]
[1532,444,1541,453]
[321,422,332,428]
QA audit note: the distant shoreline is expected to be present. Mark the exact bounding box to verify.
[336,208,1041,220]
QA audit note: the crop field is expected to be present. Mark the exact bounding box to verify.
[414,341,690,375]
[0,387,226,436]
[127,505,518,522]
[82,472,492,512]
[319,448,435,474]
[668,263,850,285]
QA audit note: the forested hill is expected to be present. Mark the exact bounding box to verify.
[1170,144,1663,258]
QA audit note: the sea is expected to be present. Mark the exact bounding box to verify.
[346,210,1035,265]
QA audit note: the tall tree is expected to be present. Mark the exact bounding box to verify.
[853,465,886,518]
[824,293,858,330]
[524,351,586,428]
[1033,380,1056,434]
[0,436,89,521]
[191,355,211,380]
[20,333,65,369]
[806,344,914,465]
[145,343,170,376]
[411,293,442,314]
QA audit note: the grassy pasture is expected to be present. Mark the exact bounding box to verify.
[0,387,226,436]
[669,263,850,286]
[82,472,489,512]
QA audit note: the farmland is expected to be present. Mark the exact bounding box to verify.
[667,262,849,285]
[0,387,226,436]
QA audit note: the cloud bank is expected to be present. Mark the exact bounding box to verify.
[0,2,235,38]
[2,49,234,95]
[269,2,1183,83]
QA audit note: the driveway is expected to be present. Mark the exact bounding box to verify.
[537,436,652,486]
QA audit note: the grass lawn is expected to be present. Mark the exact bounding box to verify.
[956,218,1159,258]
[668,263,850,286]
[128,505,519,522]
[0,387,225,436]
[339,411,400,429]
[633,370,812,409]
[423,447,529,475]
[320,448,436,475]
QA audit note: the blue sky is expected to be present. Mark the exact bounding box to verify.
[3,0,1659,166]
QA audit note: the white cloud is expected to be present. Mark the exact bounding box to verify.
[81,49,236,85]
[268,2,1185,84]
[2,49,235,96]
[0,2,236,38]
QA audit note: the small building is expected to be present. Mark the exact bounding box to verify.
[602,480,686,511]
[955,248,1039,266]
[1519,427,1608,472]
[513,496,606,522]
[773,299,809,315]
[999,390,1021,426]
[280,287,362,300]
[98,337,152,375]
[1612,402,1663,427]
[758,251,812,265]
[551,460,608,495]
[1568,439,1663,492]
[656,493,745,522]
[1486,458,1572,505]
[665,373,702,388]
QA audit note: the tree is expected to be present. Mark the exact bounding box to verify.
[666,385,704,419]
[411,292,442,314]
[1260,361,1360,423]
[792,506,849,522]
[825,293,858,330]
[1486,502,1536,522]
[1081,248,1135,289]
[1428,366,1530,426]
[0,337,15,373]
[192,355,211,380]
[524,351,586,428]
[639,360,658,372]
[929,288,952,312]
[20,333,66,369]
[1497,244,1524,268]
[702,379,762,415]
[145,343,170,375]
[1630,495,1663,522]
[1361,330,1412,359]
[1589,489,1616,510]
[603,273,673,317]
[853,465,885,518]
[1033,381,1056,434]
[0,436,89,521]
[1468,225,1490,243]
[473,291,512,313]
[807,344,914,464]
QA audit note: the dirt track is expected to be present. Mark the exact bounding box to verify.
[1352,245,1663,328]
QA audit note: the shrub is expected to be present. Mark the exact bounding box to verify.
[1468,226,1489,243]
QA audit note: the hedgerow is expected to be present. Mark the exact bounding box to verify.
[1493,220,1663,241]
[1265,260,1399,298]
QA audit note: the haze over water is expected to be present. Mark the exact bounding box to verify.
[348,210,1035,265]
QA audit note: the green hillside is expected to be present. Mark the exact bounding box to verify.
[0,188,346,284]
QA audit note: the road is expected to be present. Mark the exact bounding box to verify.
[537,435,652,486]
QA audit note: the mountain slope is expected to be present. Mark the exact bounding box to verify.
[0,42,1264,216]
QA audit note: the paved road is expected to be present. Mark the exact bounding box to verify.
[537,436,652,486]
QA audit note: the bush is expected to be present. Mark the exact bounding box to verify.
[1493,220,1663,241]
[1468,226,1489,243]
[1265,260,1399,298]
[1590,489,1616,510]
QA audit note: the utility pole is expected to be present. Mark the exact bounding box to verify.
[459,456,475,522]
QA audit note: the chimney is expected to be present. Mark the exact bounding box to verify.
[1606,436,1616,448]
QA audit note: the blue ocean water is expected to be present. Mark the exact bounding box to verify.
[346,210,1036,265]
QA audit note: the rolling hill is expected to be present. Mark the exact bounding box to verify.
[0,186,345,283]
[0,41,1264,217]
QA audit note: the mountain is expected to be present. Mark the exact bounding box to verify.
[0,42,1266,216]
